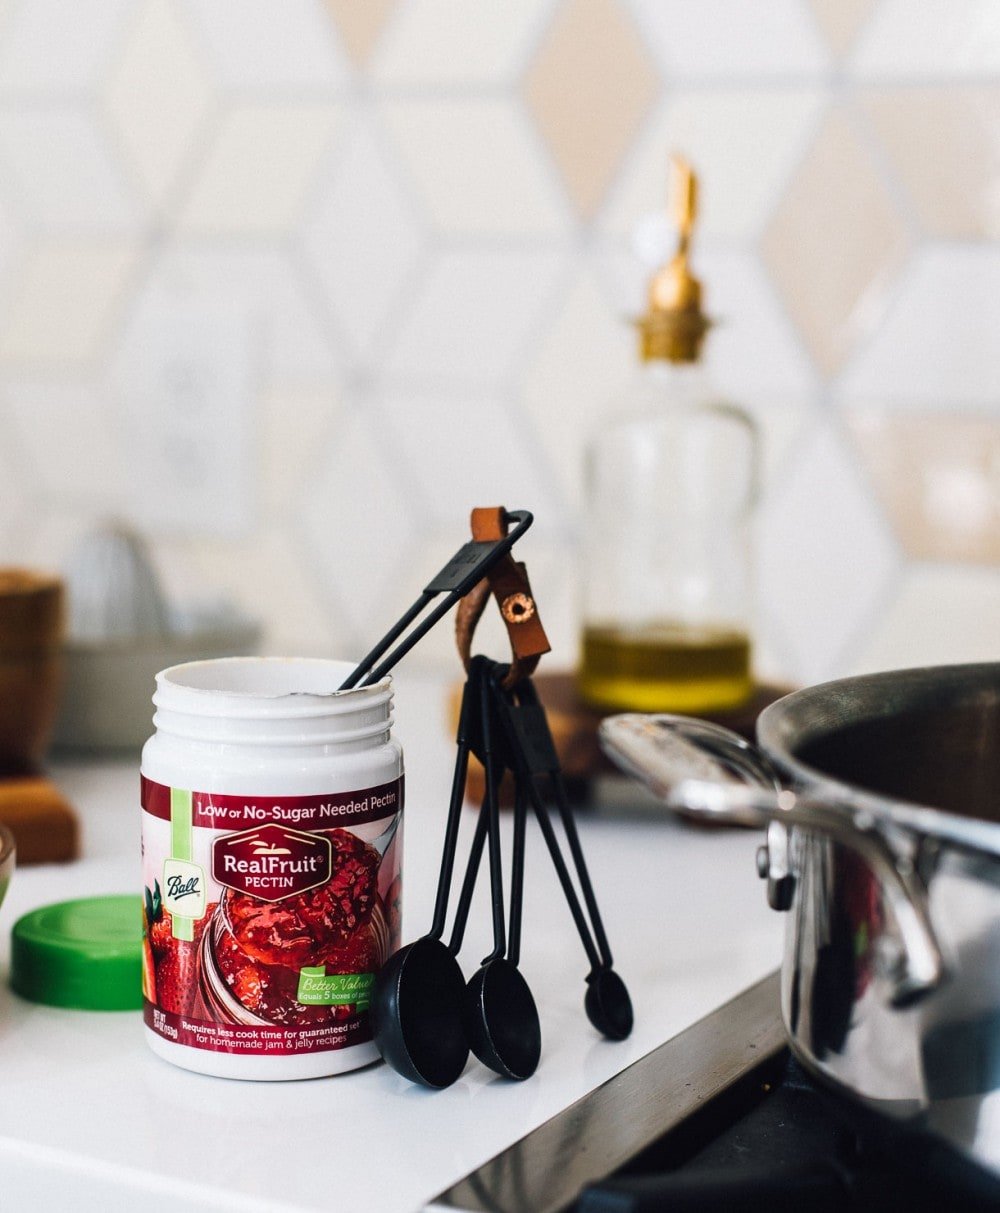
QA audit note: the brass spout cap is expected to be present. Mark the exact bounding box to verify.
[636,155,711,363]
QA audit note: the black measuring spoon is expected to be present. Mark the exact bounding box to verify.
[371,661,487,1088]
[503,679,634,1041]
[464,668,541,1081]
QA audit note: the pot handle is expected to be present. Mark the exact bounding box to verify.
[599,714,945,1008]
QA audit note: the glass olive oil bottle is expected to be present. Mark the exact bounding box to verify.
[579,158,757,714]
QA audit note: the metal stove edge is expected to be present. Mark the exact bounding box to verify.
[424,970,784,1213]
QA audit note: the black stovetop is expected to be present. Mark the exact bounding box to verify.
[427,973,1000,1213]
[578,1050,1000,1212]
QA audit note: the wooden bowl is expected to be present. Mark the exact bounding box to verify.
[0,570,65,773]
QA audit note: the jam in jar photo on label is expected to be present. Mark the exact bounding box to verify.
[141,779,403,1069]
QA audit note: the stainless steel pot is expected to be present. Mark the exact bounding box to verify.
[599,663,1000,1180]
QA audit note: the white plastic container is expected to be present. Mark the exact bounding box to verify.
[140,657,403,1081]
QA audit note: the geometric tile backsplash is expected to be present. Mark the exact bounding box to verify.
[2,0,1000,686]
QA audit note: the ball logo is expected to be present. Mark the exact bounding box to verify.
[212,823,332,901]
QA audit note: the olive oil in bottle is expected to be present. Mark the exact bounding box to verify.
[579,157,757,715]
[579,623,752,713]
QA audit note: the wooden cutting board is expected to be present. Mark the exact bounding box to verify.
[0,776,79,864]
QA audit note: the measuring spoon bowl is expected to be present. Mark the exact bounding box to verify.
[584,966,634,1041]
[464,957,541,1082]
[371,936,469,1089]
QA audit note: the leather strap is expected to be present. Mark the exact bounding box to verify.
[455,507,550,687]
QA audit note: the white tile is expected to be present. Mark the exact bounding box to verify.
[758,422,901,683]
[113,281,255,538]
[371,0,547,85]
[630,0,829,78]
[302,117,425,362]
[852,565,1000,673]
[185,525,340,657]
[144,245,337,384]
[699,250,818,398]
[743,396,817,493]
[0,110,139,233]
[259,384,341,520]
[103,0,213,213]
[0,407,30,546]
[850,0,1000,77]
[0,189,18,307]
[183,0,349,89]
[5,382,124,506]
[298,410,417,643]
[600,90,823,241]
[179,104,340,236]
[589,242,647,316]
[839,246,1000,408]
[0,0,130,94]
[522,268,634,513]
[386,249,565,384]
[375,386,563,532]
[17,504,110,572]
[0,241,136,368]
[379,99,570,236]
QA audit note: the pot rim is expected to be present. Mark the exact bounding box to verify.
[757,662,1000,859]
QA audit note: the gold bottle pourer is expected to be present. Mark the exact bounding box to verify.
[636,155,711,363]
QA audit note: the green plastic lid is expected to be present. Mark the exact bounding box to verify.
[11,895,143,1011]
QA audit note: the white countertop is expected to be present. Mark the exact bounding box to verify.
[0,676,782,1212]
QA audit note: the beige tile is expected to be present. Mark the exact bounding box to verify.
[324,0,396,68]
[808,0,874,58]
[104,0,213,213]
[761,110,909,376]
[179,105,340,236]
[864,86,1000,238]
[0,241,136,368]
[847,409,1000,565]
[524,0,659,219]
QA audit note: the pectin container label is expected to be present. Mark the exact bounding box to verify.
[141,776,402,1057]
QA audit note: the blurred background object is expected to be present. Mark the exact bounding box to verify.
[0,0,998,687]
[579,156,758,715]
[0,568,77,861]
[0,569,62,771]
[54,523,260,750]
